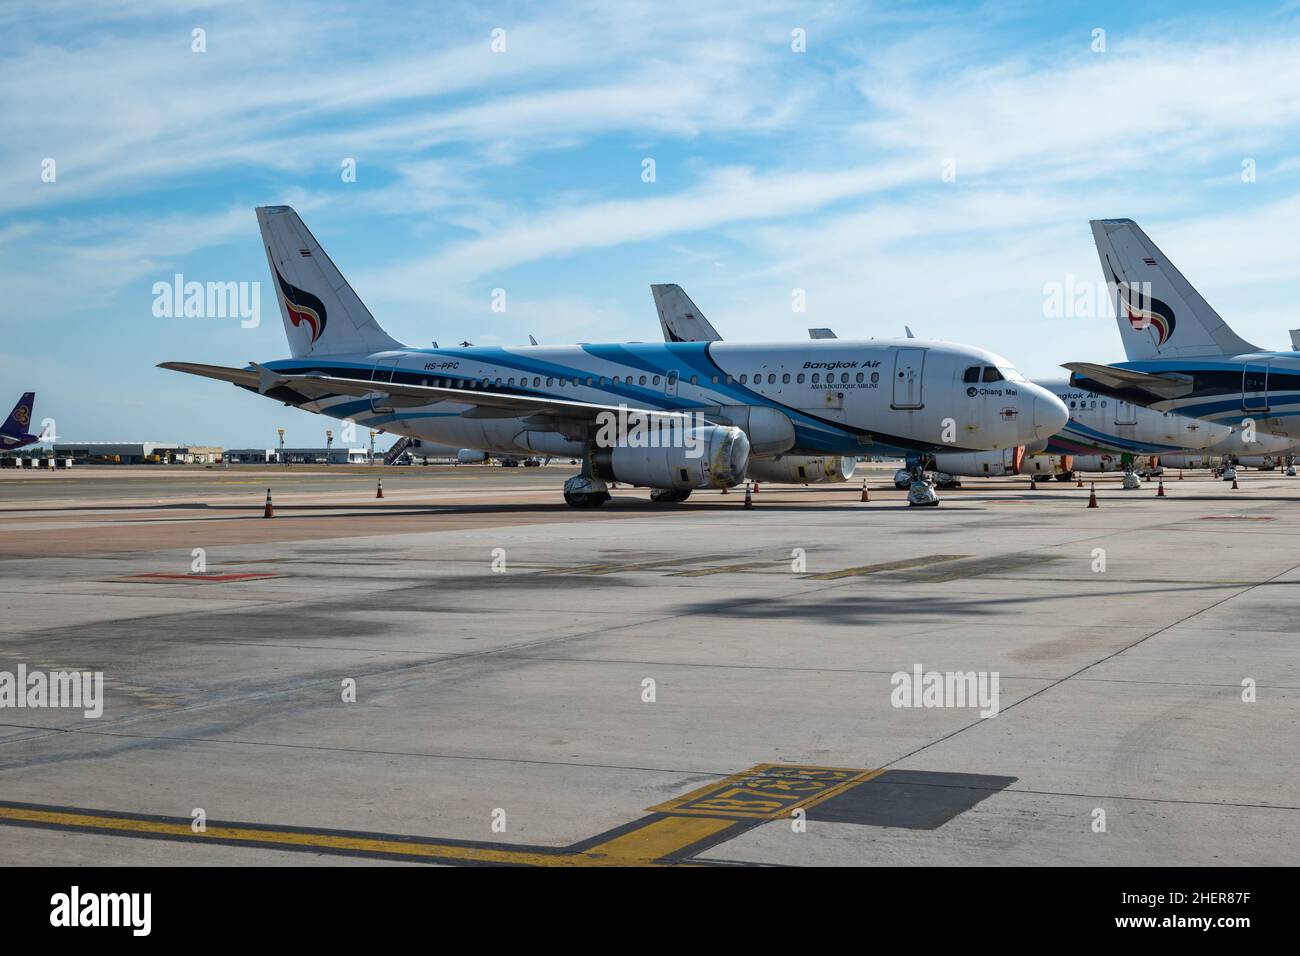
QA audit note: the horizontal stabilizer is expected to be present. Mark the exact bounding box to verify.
[1061,361,1195,405]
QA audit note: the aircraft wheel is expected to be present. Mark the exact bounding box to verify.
[649,488,692,503]
[564,490,610,508]
[907,479,940,507]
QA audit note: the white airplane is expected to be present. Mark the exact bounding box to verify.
[163,207,1066,507]
[649,285,1232,487]
[1065,219,1300,473]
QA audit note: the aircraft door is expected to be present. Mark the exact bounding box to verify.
[891,348,925,409]
[1242,363,1270,413]
[1114,400,1138,426]
[370,353,403,413]
[665,370,679,397]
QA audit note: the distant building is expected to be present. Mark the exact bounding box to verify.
[53,442,185,464]
[178,445,223,464]
[224,446,371,464]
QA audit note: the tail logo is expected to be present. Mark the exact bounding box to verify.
[273,265,328,344]
[12,405,29,427]
[1122,293,1176,346]
[1106,261,1176,346]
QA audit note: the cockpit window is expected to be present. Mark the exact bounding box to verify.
[963,366,981,383]
[981,366,1004,383]
[997,365,1027,383]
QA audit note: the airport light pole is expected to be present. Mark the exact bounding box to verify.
[369,430,376,466]
[277,428,286,467]
[325,429,333,465]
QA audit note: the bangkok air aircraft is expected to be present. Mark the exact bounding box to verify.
[651,284,1239,483]
[162,206,1066,507]
[1064,219,1300,464]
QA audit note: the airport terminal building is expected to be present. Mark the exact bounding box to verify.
[224,447,373,465]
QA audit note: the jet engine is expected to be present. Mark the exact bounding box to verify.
[746,455,855,484]
[1160,454,1215,470]
[592,425,749,489]
[931,446,1026,477]
[1071,454,1126,472]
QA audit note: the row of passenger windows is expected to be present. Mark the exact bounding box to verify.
[1070,400,1106,408]
[739,371,879,385]
[418,371,881,389]
[420,374,666,389]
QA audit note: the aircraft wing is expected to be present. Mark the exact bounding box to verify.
[1061,362,1195,404]
[159,362,687,423]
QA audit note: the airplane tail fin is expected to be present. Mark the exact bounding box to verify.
[256,206,404,358]
[651,284,723,343]
[0,392,35,438]
[1090,219,1259,360]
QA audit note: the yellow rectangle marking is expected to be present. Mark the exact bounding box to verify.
[804,554,968,580]
[581,815,736,862]
[649,764,882,820]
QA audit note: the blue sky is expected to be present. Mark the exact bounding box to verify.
[3,0,1300,446]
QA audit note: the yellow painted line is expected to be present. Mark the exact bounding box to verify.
[0,761,880,866]
[669,561,782,577]
[580,815,738,863]
[0,805,585,866]
[804,554,969,580]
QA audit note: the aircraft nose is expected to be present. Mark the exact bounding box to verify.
[1032,388,1068,440]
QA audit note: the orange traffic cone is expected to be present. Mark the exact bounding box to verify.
[376,478,384,499]
[1232,476,1239,489]
[860,479,869,502]
[752,481,759,494]
[1029,474,1037,490]
[743,482,753,509]
[1157,478,1165,497]
[721,484,729,494]
[1076,474,1083,487]
[1087,482,1098,509]
[1178,470,1184,480]
[263,488,274,518]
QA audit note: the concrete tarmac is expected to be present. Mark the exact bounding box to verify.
[0,464,1296,865]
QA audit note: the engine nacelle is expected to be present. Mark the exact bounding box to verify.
[457,449,488,463]
[1160,454,1216,470]
[1238,455,1279,470]
[931,446,1025,477]
[747,455,855,484]
[592,425,750,489]
[1071,454,1154,473]
[695,405,796,456]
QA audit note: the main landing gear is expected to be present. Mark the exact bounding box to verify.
[895,456,940,505]
[563,472,610,508]
[905,463,940,507]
